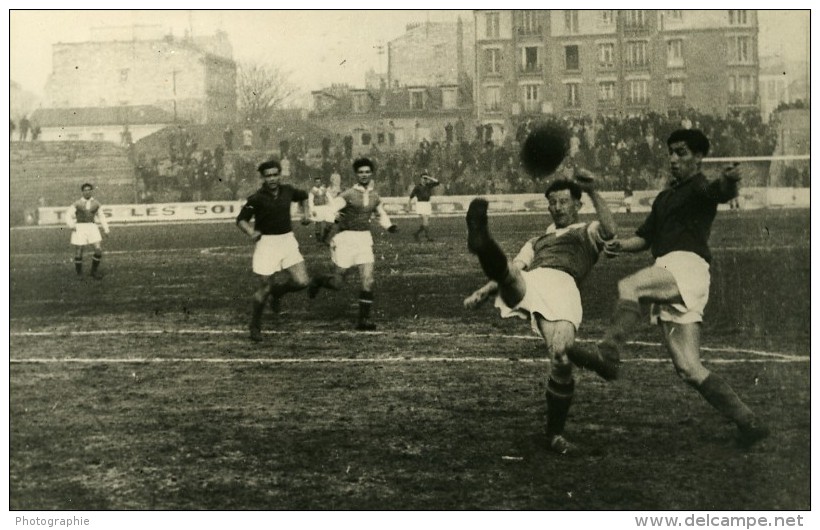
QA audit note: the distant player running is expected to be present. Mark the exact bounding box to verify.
[408,170,440,242]
[464,170,616,455]
[309,176,334,243]
[67,183,110,279]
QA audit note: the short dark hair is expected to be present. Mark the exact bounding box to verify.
[352,157,375,173]
[257,160,282,174]
[81,183,93,191]
[544,179,582,201]
[667,129,710,156]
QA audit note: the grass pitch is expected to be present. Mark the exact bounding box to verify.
[9,209,810,510]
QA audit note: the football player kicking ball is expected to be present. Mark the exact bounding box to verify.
[598,129,769,447]
[464,170,616,455]
[237,160,312,342]
[308,157,398,331]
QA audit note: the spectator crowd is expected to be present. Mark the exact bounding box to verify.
[129,107,783,203]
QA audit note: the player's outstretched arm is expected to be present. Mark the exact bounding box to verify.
[604,236,648,257]
[464,281,498,309]
[574,169,616,240]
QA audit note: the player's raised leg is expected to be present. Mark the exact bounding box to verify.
[466,199,511,281]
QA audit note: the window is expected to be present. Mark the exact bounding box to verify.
[520,10,539,35]
[624,10,646,28]
[601,10,615,26]
[729,75,755,103]
[410,91,425,110]
[486,48,501,74]
[668,79,684,98]
[484,86,501,111]
[729,36,752,63]
[729,10,748,25]
[667,39,684,67]
[565,83,581,108]
[522,85,540,112]
[352,93,369,113]
[564,10,579,34]
[598,43,615,68]
[361,132,372,145]
[377,132,385,144]
[627,79,649,104]
[486,12,500,38]
[521,46,540,72]
[625,41,648,68]
[598,81,616,102]
[442,88,458,109]
[565,45,580,70]
[119,69,129,83]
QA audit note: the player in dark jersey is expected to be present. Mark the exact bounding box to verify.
[67,183,110,279]
[408,170,440,242]
[599,129,769,447]
[307,157,398,331]
[464,170,616,455]
[236,160,312,342]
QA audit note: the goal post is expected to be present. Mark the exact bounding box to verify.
[701,155,810,209]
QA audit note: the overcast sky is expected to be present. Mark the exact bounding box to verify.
[8,8,811,102]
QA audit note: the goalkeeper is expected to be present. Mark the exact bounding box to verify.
[463,169,616,456]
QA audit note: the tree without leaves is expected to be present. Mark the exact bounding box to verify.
[237,63,296,123]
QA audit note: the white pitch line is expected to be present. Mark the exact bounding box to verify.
[9,243,810,260]
[9,328,806,361]
[8,356,801,365]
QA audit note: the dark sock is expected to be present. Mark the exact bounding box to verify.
[251,298,266,329]
[358,290,373,323]
[566,343,619,380]
[74,257,83,274]
[545,366,575,438]
[466,199,510,282]
[91,251,102,273]
[602,299,642,353]
[696,373,756,429]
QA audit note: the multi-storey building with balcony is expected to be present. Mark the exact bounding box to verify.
[474,10,760,137]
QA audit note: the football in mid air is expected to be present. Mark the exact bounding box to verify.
[520,124,569,179]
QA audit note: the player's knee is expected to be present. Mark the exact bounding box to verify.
[291,276,310,290]
[549,357,573,381]
[253,289,269,304]
[617,276,640,301]
[675,364,707,386]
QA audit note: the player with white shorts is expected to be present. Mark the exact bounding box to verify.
[308,157,398,331]
[236,159,312,342]
[408,170,440,242]
[464,172,617,455]
[600,128,768,447]
[67,183,110,279]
